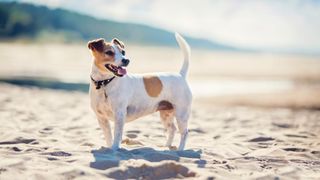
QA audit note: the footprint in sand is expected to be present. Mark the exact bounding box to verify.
[11,147,22,152]
[1,146,23,152]
[285,134,308,138]
[0,168,7,174]
[43,151,72,157]
[283,148,307,152]
[126,133,138,138]
[47,157,59,161]
[311,151,320,158]
[39,127,53,135]
[126,130,141,134]
[42,151,73,161]
[25,147,48,152]
[0,137,36,145]
[248,137,275,142]
[272,123,293,128]
[189,128,206,134]
[125,130,141,139]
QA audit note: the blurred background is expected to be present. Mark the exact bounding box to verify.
[1,0,320,108]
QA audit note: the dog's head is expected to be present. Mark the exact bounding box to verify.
[88,38,129,77]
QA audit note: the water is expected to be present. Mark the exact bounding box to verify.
[190,79,293,97]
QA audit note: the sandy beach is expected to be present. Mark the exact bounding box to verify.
[1,0,320,179]
[0,43,320,179]
[0,83,319,179]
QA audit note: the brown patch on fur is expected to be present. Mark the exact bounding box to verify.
[88,39,115,73]
[143,76,163,97]
[157,100,174,111]
[88,38,105,52]
[160,110,174,120]
[97,109,103,115]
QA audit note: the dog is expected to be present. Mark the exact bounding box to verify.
[87,33,192,150]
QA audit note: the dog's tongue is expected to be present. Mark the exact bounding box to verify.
[117,66,127,75]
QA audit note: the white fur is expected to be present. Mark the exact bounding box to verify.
[89,33,192,150]
[175,32,191,78]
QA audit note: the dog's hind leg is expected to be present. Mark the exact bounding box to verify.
[160,110,176,147]
[97,117,112,147]
[175,107,190,150]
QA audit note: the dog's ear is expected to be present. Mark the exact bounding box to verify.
[112,38,125,48]
[87,38,105,52]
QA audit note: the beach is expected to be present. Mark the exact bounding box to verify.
[0,43,320,179]
[0,83,319,179]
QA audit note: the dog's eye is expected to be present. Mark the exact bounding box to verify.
[105,50,114,56]
[122,50,125,56]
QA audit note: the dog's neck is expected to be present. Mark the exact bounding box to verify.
[90,64,119,91]
[90,63,115,81]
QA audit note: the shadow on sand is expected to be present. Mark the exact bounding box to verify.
[90,147,204,170]
[90,147,204,179]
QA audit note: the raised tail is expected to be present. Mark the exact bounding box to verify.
[175,32,191,78]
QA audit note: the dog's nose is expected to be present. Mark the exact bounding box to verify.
[121,58,130,66]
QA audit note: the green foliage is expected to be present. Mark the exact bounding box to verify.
[0,2,235,49]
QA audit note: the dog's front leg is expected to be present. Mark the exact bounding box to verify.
[97,117,112,147]
[111,110,126,150]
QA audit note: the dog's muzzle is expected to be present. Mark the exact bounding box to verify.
[105,63,127,77]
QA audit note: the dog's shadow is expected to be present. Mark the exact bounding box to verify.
[90,147,205,170]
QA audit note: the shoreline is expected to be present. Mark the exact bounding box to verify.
[1,76,320,109]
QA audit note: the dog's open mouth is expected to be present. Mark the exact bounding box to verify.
[105,64,127,77]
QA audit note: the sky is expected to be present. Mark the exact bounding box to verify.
[7,0,320,54]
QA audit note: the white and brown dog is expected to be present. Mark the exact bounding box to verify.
[88,33,192,150]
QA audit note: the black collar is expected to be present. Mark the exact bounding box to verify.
[90,76,115,89]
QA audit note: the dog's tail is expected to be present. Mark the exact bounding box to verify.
[175,32,191,79]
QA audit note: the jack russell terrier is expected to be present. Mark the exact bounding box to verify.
[88,33,192,150]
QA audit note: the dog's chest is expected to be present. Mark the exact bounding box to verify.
[91,90,114,119]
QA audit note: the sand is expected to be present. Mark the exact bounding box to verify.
[0,42,320,179]
[0,83,319,179]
